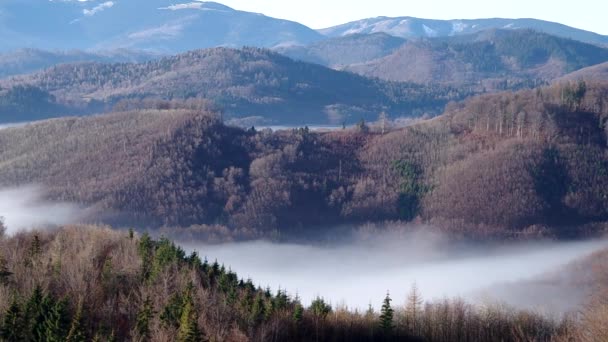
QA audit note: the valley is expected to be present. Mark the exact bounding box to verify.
[1,1,608,341]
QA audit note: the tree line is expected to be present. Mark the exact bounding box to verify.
[1,225,604,341]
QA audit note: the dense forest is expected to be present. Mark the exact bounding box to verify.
[347,30,608,91]
[0,225,606,341]
[0,47,470,125]
[1,81,608,239]
[275,33,407,68]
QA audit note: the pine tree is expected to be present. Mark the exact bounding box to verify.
[135,296,154,340]
[1,297,24,342]
[379,292,394,336]
[66,299,86,342]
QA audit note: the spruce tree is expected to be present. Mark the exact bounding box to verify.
[160,293,184,329]
[249,293,266,326]
[23,286,44,341]
[293,303,303,325]
[379,292,394,336]
[66,299,86,342]
[177,292,204,342]
[1,297,24,342]
[43,298,70,342]
[135,296,154,340]
[0,254,11,286]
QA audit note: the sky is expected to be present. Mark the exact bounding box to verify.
[216,0,608,35]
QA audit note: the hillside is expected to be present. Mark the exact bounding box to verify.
[320,16,608,46]
[1,81,608,238]
[0,48,161,79]
[0,47,469,125]
[346,30,608,90]
[0,0,323,53]
[2,226,603,341]
[557,62,608,83]
[275,33,406,68]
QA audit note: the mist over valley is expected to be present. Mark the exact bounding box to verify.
[1,1,608,341]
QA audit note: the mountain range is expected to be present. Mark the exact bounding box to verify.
[1,1,608,126]
[0,0,323,52]
[1,0,607,54]
[344,29,608,90]
[0,47,469,124]
[320,17,608,46]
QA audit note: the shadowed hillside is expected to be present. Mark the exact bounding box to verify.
[0,47,470,125]
[275,33,406,67]
[1,82,608,238]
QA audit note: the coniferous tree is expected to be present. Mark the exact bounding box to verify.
[160,293,184,329]
[250,293,266,326]
[293,303,303,325]
[24,286,44,341]
[137,233,154,281]
[32,295,57,342]
[177,289,204,342]
[43,298,70,342]
[406,283,423,334]
[66,299,86,342]
[1,297,24,342]
[135,296,154,340]
[0,254,11,286]
[379,292,394,336]
[0,216,5,238]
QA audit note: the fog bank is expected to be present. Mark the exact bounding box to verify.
[0,186,82,235]
[183,231,608,313]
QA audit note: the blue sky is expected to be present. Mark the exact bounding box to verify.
[216,0,608,34]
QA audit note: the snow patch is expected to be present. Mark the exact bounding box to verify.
[158,1,233,11]
[451,22,468,35]
[423,24,438,37]
[128,23,184,40]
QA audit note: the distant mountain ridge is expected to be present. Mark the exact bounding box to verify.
[274,33,406,68]
[319,17,608,46]
[345,30,608,90]
[0,0,324,52]
[0,48,162,78]
[1,1,607,54]
[0,47,470,124]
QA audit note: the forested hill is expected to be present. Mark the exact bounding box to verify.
[0,47,469,125]
[1,81,608,239]
[1,226,605,341]
[347,30,608,90]
[275,33,406,68]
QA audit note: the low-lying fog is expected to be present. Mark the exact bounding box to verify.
[0,186,82,235]
[1,185,605,315]
[182,230,607,314]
